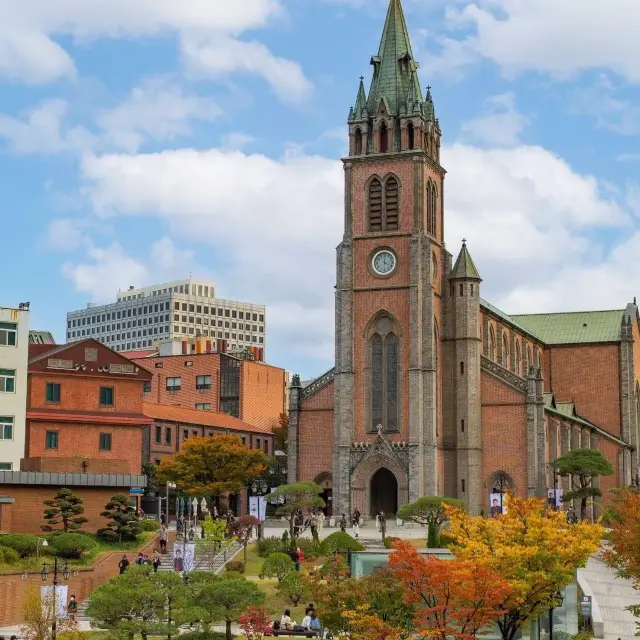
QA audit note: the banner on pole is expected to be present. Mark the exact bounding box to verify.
[173,541,196,573]
[41,585,68,619]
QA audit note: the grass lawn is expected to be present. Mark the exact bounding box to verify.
[248,576,308,621]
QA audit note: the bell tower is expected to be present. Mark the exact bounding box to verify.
[333,0,447,516]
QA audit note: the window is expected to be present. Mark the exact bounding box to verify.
[165,427,172,445]
[427,180,437,235]
[461,479,466,493]
[407,122,415,150]
[196,375,212,390]
[489,326,496,361]
[460,361,464,375]
[195,403,212,410]
[379,121,389,153]
[256,438,261,450]
[155,425,162,444]
[0,322,17,346]
[502,333,509,367]
[0,417,13,440]
[0,463,12,470]
[461,419,465,433]
[99,433,112,451]
[46,382,61,403]
[144,381,152,394]
[384,177,399,230]
[241,436,246,446]
[263,439,268,454]
[166,377,182,392]
[99,386,114,406]
[45,430,59,449]
[0,369,16,393]
[183,429,188,440]
[370,315,399,433]
[354,128,363,155]
[515,341,522,376]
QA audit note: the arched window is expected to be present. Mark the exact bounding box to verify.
[526,345,532,374]
[384,177,399,230]
[502,333,509,367]
[427,181,437,236]
[370,315,399,433]
[489,326,496,361]
[435,318,440,437]
[354,128,363,155]
[407,122,415,150]
[380,122,389,153]
[515,340,522,376]
[537,349,543,368]
[431,251,438,285]
[368,178,383,231]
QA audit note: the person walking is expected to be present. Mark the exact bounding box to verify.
[159,523,168,553]
[379,511,386,540]
[152,549,161,572]
[67,594,78,621]
[352,509,361,538]
[340,513,347,532]
[118,554,130,575]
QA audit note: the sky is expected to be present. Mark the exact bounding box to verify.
[3,0,640,380]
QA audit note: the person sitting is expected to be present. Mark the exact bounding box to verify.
[309,613,321,634]
[280,609,295,631]
[301,611,313,629]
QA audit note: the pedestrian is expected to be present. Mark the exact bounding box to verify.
[340,513,347,532]
[379,511,386,539]
[310,512,319,543]
[316,509,324,537]
[135,552,144,565]
[352,509,361,538]
[288,547,300,571]
[68,594,78,621]
[159,523,168,553]
[160,512,167,526]
[152,549,161,572]
[296,546,305,569]
[118,554,129,575]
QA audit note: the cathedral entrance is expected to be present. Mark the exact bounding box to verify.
[370,467,398,515]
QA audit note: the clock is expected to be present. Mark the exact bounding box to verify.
[372,249,397,276]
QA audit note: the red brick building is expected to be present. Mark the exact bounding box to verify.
[130,350,286,432]
[288,0,634,519]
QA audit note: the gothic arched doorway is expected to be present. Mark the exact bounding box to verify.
[370,467,398,515]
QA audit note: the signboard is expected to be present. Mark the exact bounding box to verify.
[129,487,144,495]
[249,496,267,522]
[580,595,592,617]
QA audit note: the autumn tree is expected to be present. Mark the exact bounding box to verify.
[269,481,325,537]
[21,584,77,640]
[603,488,640,584]
[158,434,265,498]
[342,606,404,640]
[98,493,141,542]
[554,448,613,520]
[447,496,602,640]
[229,515,260,564]
[272,413,288,451]
[239,606,273,640]
[397,497,464,547]
[41,488,88,533]
[276,570,307,605]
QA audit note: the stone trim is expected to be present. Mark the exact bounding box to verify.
[301,369,336,400]
[480,355,527,393]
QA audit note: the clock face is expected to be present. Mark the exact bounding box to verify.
[372,250,397,276]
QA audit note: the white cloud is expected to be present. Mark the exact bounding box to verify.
[220,132,255,151]
[429,0,640,82]
[460,92,529,147]
[47,218,92,251]
[97,76,222,153]
[70,140,632,364]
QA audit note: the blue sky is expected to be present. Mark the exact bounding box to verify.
[3,0,640,379]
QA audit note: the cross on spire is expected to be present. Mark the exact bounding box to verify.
[462,238,467,245]
[426,85,431,92]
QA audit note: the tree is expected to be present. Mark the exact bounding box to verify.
[41,488,88,533]
[320,531,365,555]
[196,576,265,640]
[397,497,464,547]
[229,515,260,564]
[554,448,614,520]
[276,570,307,605]
[272,413,288,451]
[98,493,142,542]
[360,567,416,631]
[446,496,602,640]
[389,540,511,640]
[342,606,403,640]
[142,461,159,496]
[261,552,295,581]
[201,515,235,571]
[21,584,77,640]
[158,434,266,498]
[239,606,273,640]
[269,481,325,537]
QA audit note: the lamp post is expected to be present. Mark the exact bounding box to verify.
[492,472,509,514]
[250,478,268,539]
[549,590,564,640]
[41,557,70,640]
[37,538,48,561]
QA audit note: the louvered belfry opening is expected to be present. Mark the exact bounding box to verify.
[354,128,363,155]
[427,180,437,235]
[407,122,415,150]
[380,122,389,153]
[384,177,399,230]
[369,178,383,231]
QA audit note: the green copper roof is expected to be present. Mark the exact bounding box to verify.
[480,299,544,342]
[509,310,624,344]
[367,0,423,116]
[451,242,481,280]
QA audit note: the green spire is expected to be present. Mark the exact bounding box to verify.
[353,76,368,120]
[367,0,423,116]
[451,240,481,280]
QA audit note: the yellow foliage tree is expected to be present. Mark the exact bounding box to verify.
[342,606,404,640]
[20,584,77,640]
[446,496,602,640]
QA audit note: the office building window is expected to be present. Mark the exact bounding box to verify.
[196,375,211,390]
[0,322,17,346]
[99,433,112,451]
[99,386,114,406]
[45,430,59,449]
[0,417,13,440]
[0,369,16,393]
[0,463,12,470]
[166,377,182,392]
[46,382,61,403]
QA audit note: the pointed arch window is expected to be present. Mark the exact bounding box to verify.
[369,315,399,433]
[427,181,437,236]
[515,340,522,376]
[526,345,532,373]
[384,177,399,230]
[501,333,509,367]
[407,122,415,150]
[489,326,496,361]
[380,122,389,153]
[368,176,400,232]
[537,349,543,368]
[368,178,383,231]
[354,128,363,155]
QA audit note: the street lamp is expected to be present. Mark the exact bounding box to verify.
[547,462,559,511]
[492,472,510,514]
[41,557,70,640]
[37,538,48,561]
[250,478,268,539]
[549,590,564,640]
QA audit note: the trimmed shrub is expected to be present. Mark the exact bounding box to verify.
[140,520,160,532]
[258,536,286,557]
[0,545,20,565]
[48,533,97,559]
[226,560,245,574]
[261,552,295,582]
[180,633,227,640]
[319,531,365,555]
[293,538,321,559]
[383,536,400,549]
[0,534,39,558]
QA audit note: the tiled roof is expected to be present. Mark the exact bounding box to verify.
[480,300,544,342]
[121,349,158,359]
[28,343,59,358]
[451,243,481,280]
[509,310,624,344]
[143,402,272,435]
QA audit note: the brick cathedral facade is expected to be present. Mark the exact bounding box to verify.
[288,0,639,517]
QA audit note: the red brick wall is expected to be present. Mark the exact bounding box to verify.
[481,371,528,507]
[299,382,334,483]
[599,437,621,506]
[0,486,135,534]
[240,361,286,431]
[21,457,132,474]
[26,421,142,474]
[547,344,621,436]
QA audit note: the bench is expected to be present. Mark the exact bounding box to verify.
[270,632,320,638]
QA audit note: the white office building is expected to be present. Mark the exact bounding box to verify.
[0,303,30,470]
[66,278,267,353]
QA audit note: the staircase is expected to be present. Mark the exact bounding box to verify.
[578,556,640,640]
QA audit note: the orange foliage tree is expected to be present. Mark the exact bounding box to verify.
[603,488,640,584]
[388,540,511,640]
[342,606,404,640]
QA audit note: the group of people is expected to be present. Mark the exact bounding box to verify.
[117,549,162,574]
[274,604,322,634]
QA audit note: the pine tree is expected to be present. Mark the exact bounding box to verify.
[41,487,89,532]
[98,493,142,542]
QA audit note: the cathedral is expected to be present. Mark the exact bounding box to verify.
[287,0,639,517]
